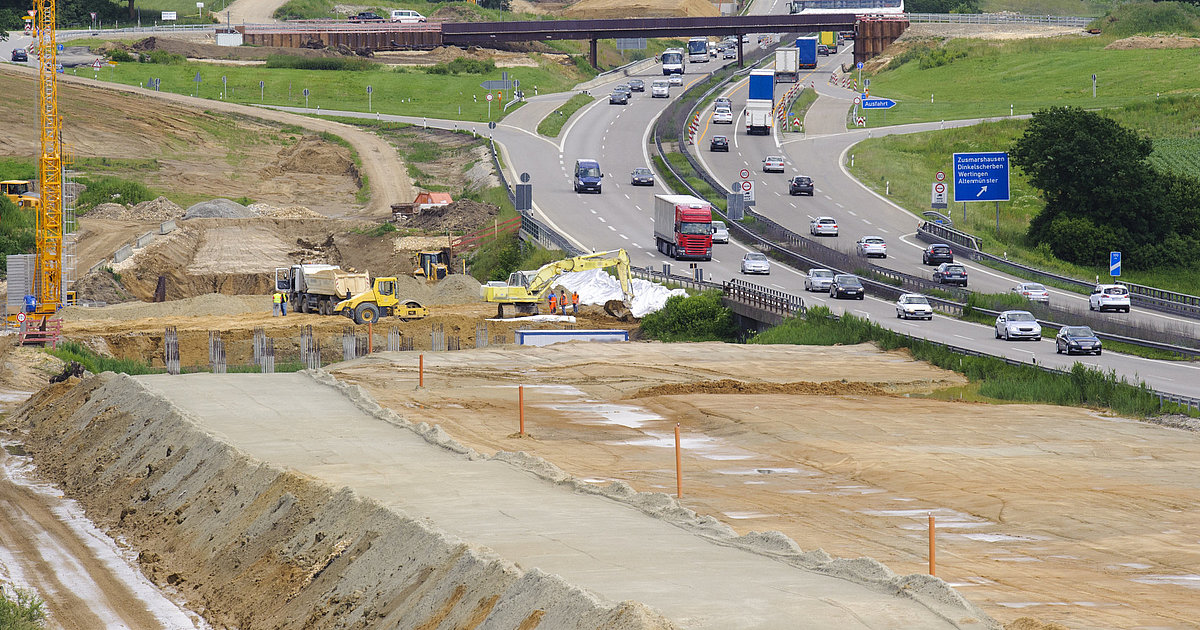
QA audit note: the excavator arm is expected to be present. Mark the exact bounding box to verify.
[482,249,635,318]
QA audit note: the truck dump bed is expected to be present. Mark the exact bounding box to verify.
[303,267,371,298]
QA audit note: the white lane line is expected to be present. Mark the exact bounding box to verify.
[634,242,643,248]
[847,210,857,216]
[775,191,782,196]
[647,252,657,258]
[635,205,642,211]
[1010,348,1036,355]
[835,202,844,208]
[771,283,786,289]
[598,216,607,222]
[789,202,797,208]
[954,334,971,340]
[608,225,616,231]
[863,219,872,225]
[624,194,630,200]
[590,209,597,214]
[824,194,833,200]
[620,234,629,240]
[879,228,889,234]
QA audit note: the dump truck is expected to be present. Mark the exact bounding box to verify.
[819,30,838,54]
[275,264,428,324]
[1,180,40,211]
[745,69,775,136]
[774,47,799,83]
[654,194,713,260]
[796,37,818,69]
[481,249,634,319]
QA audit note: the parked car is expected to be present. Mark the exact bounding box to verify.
[789,175,814,196]
[713,107,734,124]
[669,75,683,86]
[630,167,655,186]
[895,294,933,320]
[922,244,953,265]
[628,78,645,92]
[809,216,838,236]
[711,220,730,244]
[710,135,729,152]
[830,274,864,299]
[652,80,670,98]
[741,252,771,275]
[11,48,28,62]
[609,90,628,105]
[932,262,967,286]
[1056,326,1102,356]
[762,156,786,173]
[995,310,1041,341]
[805,268,835,292]
[348,11,384,21]
[1012,282,1050,304]
[1089,284,1131,312]
[855,236,887,258]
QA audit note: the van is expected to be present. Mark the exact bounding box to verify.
[390,9,426,22]
[573,159,603,194]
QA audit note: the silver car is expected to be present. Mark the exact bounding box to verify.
[855,236,887,258]
[805,268,834,292]
[995,310,1042,341]
[895,294,933,320]
[1012,282,1050,304]
[711,220,729,243]
[809,216,838,236]
[741,252,770,275]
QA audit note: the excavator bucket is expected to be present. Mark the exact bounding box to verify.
[603,300,633,320]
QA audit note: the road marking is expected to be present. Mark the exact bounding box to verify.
[847,210,857,216]
[633,242,643,248]
[954,334,971,340]
[878,228,889,234]
[789,202,797,208]
[634,205,642,211]
[835,202,844,208]
[598,216,606,222]
[620,234,629,240]
[775,191,782,196]
[624,194,630,200]
[863,219,872,225]
[590,209,597,214]
[771,283,785,289]
[647,252,656,258]
[608,225,616,231]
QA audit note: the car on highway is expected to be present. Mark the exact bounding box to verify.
[390,9,426,22]
[724,48,736,59]
[740,252,771,275]
[573,158,603,194]
[830,274,864,299]
[995,310,1041,341]
[921,244,953,265]
[932,262,968,286]
[713,106,734,124]
[762,156,786,173]
[714,96,732,109]
[710,135,729,152]
[1090,284,1131,312]
[628,78,645,92]
[614,84,632,97]
[652,80,670,98]
[11,48,28,62]
[1012,282,1050,305]
[789,175,814,195]
[348,11,384,21]
[1056,326,1102,355]
[855,236,887,258]
[817,44,829,56]
[669,75,684,86]
[630,167,655,186]
[711,220,730,243]
[895,294,934,320]
[608,90,628,105]
[809,216,838,236]
[805,268,835,292]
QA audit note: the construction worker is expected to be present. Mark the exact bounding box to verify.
[272,291,282,316]
[572,291,579,315]
[560,290,568,315]
[548,292,557,315]
[280,294,288,316]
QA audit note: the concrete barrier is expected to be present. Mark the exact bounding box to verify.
[160,220,177,235]
[114,245,133,263]
[135,231,155,249]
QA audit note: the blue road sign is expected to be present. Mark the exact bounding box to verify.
[1110,251,1122,277]
[860,97,895,109]
[857,61,863,69]
[953,152,1010,202]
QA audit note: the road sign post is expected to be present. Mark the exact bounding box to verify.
[1110,251,1122,277]
[931,182,947,209]
[486,92,493,119]
[367,84,373,111]
[259,79,264,102]
[303,87,310,110]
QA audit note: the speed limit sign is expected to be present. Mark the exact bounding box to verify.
[739,168,750,179]
[16,312,26,323]
[935,171,946,182]
[486,93,493,102]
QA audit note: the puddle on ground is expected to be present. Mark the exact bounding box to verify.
[722,511,775,520]
[1130,574,1200,589]
[956,532,1048,543]
[546,403,661,429]
[610,433,757,461]
[997,601,1114,609]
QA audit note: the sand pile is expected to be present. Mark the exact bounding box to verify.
[1105,35,1200,49]
[59,293,271,321]
[390,273,483,306]
[183,198,257,219]
[404,199,499,232]
[248,203,327,219]
[563,0,717,19]
[632,379,890,398]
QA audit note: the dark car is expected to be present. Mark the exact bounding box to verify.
[628,79,645,92]
[788,175,814,196]
[348,11,384,21]
[817,44,829,56]
[932,262,968,286]
[710,135,729,152]
[1056,326,1102,356]
[630,167,655,186]
[609,91,628,105]
[11,48,28,62]
[922,244,954,265]
[830,274,864,300]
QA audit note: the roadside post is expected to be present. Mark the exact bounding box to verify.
[367,84,373,111]
[486,92,493,119]
[259,80,264,103]
[1092,73,1097,98]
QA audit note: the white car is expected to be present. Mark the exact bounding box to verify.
[711,220,729,243]
[390,9,426,22]
[652,81,670,98]
[713,107,733,124]
[1012,282,1050,305]
[1089,284,1131,313]
[805,268,835,292]
[855,236,887,258]
[741,252,770,275]
[715,96,732,109]
[669,75,683,86]
[895,294,933,320]
[762,156,785,173]
[995,310,1042,341]
[809,216,838,236]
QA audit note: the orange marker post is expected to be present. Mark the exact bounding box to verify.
[928,513,936,576]
[519,385,525,435]
[367,321,373,354]
[419,354,424,388]
[675,423,682,499]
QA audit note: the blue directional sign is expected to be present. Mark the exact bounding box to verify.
[953,152,1010,202]
[1110,251,1122,277]
[860,97,896,109]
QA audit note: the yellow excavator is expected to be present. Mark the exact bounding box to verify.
[480,249,635,319]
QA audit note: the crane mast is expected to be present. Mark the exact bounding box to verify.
[34,0,63,315]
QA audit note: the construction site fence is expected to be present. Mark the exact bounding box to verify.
[906,13,1093,27]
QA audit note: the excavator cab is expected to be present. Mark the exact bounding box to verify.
[413,250,450,282]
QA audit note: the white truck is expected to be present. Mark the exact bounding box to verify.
[774,48,799,83]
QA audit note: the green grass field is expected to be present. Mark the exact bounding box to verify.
[537,93,594,137]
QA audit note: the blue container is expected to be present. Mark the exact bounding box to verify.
[24,295,36,313]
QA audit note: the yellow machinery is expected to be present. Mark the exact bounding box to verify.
[412,249,450,282]
[334,277,429,324]
[480,249,634,318]
[1,180,41,210]
[32,0,64,317]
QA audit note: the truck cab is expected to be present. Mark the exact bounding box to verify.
[573,159,603,194]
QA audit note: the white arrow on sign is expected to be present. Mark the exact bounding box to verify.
[976,186,987,198]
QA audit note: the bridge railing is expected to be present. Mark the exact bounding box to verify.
[905,12,1094,27]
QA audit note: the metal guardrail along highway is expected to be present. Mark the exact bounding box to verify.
[441,14,857,42]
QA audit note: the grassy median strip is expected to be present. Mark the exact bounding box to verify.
[537,93,594,137]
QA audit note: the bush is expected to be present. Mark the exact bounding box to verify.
[1099,1,1200,37]
[0,197,36,274]
[424,57,497,75]
[265,55,376,71]
[107,49,134,62]
[139,49,185,65]
[639,291,737,342]
[75,177,154,210]
[48,341,157,376]
[0,585,46,630]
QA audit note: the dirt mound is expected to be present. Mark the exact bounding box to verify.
[1005,618,1069,630]
[403,199,499,232]
[83,202,129,219]
[563,0,717,18]
[183,198,256,219]
[86,196,185,222]
[429,5,487,21]
[248,203,327,219]
[72,268,138,305]
[631,379,889,398]
[130,36,350,60]
[59,293,271,321]
[1105,35,1200,49]
[430,273,484,304]
[269,135,357,177]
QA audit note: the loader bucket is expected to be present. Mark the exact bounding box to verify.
[603,300,633,321]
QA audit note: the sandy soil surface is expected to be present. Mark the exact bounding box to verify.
[326,343,1200,630]
[563,0,718,18]
[223,0,285,25]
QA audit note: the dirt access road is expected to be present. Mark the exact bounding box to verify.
[223,0,285,26]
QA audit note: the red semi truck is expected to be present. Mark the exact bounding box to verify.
[653,194,713,260]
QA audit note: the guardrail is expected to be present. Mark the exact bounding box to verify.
[905,12,1094,27]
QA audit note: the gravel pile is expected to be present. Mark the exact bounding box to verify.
[86,196,186,222]
[248,203,327,219]
[84,203,131,220]
[183,198,257,219]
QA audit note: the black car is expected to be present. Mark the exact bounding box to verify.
[932,262,968,286]
[630,167,655,186]
[788,175,814,196]
[830,274,864,300]
[348,11,384,20]
[1056,326,1102,356]
[628,79,645,92]
[11,48,28,62]
[609,91,628,105]
[710,135,729,152]
[922,244,954,265]
[817,44,829,56]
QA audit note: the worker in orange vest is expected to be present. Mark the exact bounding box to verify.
[548,292,557,314]
[559,290,568,315]
[572,291,579,315]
